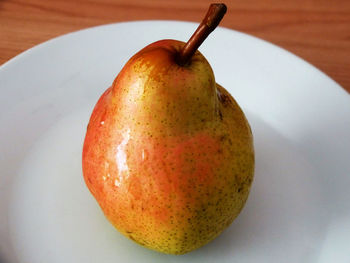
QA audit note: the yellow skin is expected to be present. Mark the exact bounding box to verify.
[82,40,254,254]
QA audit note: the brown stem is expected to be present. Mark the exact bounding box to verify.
[177,3,227,66]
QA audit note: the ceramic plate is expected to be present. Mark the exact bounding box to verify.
[1,21,350,263]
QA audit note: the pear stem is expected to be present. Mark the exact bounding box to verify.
[177,3,227,66]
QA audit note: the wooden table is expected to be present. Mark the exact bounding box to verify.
[1,0,349,92]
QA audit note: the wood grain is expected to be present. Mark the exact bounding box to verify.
[1,0,349,91]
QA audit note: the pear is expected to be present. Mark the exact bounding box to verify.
[82,4,254,255]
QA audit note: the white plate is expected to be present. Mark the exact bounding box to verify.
[1,21,350,263]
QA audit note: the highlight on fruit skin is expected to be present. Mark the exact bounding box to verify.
[82,3,255,255]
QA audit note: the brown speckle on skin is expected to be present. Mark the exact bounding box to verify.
[217,87,232,107]
[218,109,223,121]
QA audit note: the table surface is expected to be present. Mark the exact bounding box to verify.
[1,0,349,92]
